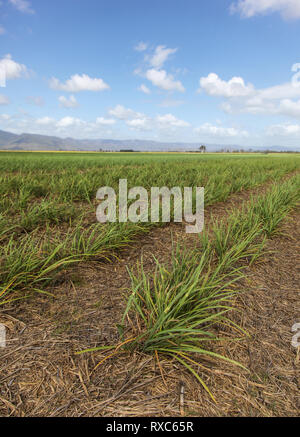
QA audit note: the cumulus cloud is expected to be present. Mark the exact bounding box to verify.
[147,45,178,69]
[58,95,79,108]
[134,41,148,52]
[258,82,300,100]
[235,93,300,119]
[0,94,10,105]
[126,117,151,130]
[230,0,300,20]
[266,123,300,136]
[27,115,115,134]
[0,54,28,82]
[238,97,300,118]
[146,69,185,92]
[50,74,110,93]
[96,117,116,125]
[124,112,190,132]
[135,43,185,94]
[198,73,254,97]
[201,70,300,120]
[0,114,11,121]
[138,84,151,94]
[108,104,144,120]
[156,113,190,128]
[107,105,191,132]
[194,123,249,138]
[9,0,35,14]
[0,112,120,139]
[200,70,300,102]
[0,111,256,145]
[277,99,300,118]
[56,116,84,128]
[36,116,55,126]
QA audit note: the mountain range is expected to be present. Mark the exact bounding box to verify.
[0,129,298,152]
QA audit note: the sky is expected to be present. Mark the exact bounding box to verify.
[1,0,300,148]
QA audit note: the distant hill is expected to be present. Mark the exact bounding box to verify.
[0,129,299,152]
[0,130,20,147]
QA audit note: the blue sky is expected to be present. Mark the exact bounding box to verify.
[1,0,300,147]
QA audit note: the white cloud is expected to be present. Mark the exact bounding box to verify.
[96,117,116,125]
[0,26,6,35]
[156,113,190,128]
[230,0,300,20]
[0,54,28,81]
[56,116,84,128]
[0,114,11,121]
[124,112,190,131]
[126,117,151,130]
[201,71,300,102]
[134,41,148,52]
[194,123,249,138]
[201,70,300,120]
[266,123,300,136]
[135,44,185,94]
[0,94,10,105]
[58,95,79,108]
[0,113,121,139]
[50,74,110,93]
[199,73,254,97]
[147,45,177,69]
[138,84,151,94]
[227,93,300,119]
[222,97,300,120]
[8,0,35,14]
[108,104,144,120]
[26,115,115,133]
[36,117,55,126]
[146,69,185,92]
[277,99,300,118]
[258,82,300,100]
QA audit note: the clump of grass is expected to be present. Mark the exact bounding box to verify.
[58,221,152,260]
[0,220,152,305]
[0,232,80,305]
[250,176,299,236]
[120,248,247,400]
[205,175,300,270]
[19,200,78,232]
[78,245,248,401]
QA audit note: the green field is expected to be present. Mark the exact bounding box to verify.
[0,150,300,411]
[0,151,299,304]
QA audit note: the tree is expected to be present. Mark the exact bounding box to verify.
[199,145,206,153]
